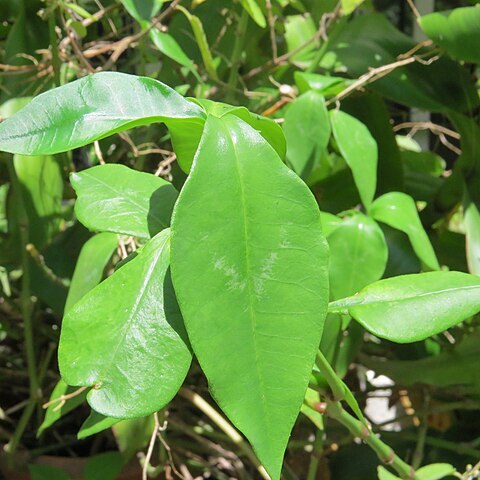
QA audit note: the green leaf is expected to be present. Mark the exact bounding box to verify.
[78,410,120,439]
[294,72,350,96]
[71,165,178,239]
[112,415,155,461]
[464,195,480,275]
[329,271,480,343]
[240,0,266,27]
[28,464,71,480]
[119,0,163,26]
[84,452,124,480]
[171,114,329,479]
[65,233,118,313]
[369,192,440,271]
[419,6,480,64]
[328,212,387,300]
[283,91,331,180]
[13,154,64,250]
[59,229,192,418]
[416,464,456,480]
[77,410,122,440]
[378,466,401,480]
[176,6,218,80]
[284,14,318,67]
[149,29,194,67]
[0,72,205,155]
[64,3,96,20]
[37,379,88,437]
[330,110,377,209]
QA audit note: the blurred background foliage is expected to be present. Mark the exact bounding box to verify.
[0,0,480,479]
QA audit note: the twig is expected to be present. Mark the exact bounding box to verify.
[406,0,421,19]
[265,0,277,60]
[143,413,161,480]
[42,386,88,411]
[393,121,460,139]
[327,44,437,105]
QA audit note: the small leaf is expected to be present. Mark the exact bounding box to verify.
[149,29,194,68]
[0,72,205,155]
[419,6,480,64]
[378,466,401,480]
[59,229,192,418]
[464,196,480,275]
[78,410,120,439]
[330,110,378,209]
[64,3,96,20]
[176,6,218,80]
[370,192,440,271]
[416,463,456,480]
[37,379,87,437]
[65,232,118,312]
[283,91,331,179]
[329,271,480,343]
[71,165,178,239]
[171,114,329,479]
[240,0,266,27]
[327,212,387,300]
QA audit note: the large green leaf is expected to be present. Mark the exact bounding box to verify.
[369,192,440,271]
[330,110,377,209]
[0,72,205,155]
[171,114,329,479]
[71,165,178,239]
[419,6,480,63]
[283,91,331,179]
[65,233,118,312]
[329,271,480,343]
[59,229,192,418]
[328,212,387,300]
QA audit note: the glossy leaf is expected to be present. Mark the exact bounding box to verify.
[283,91,331,179]
[171,114,329,479]
[419,7,480,64]
[0,72,205,155]
[71,164,178,238]
[64,232,118,312]
[329,271,480,343]
[328,212,387,300]
[78,410,120,439]
[59,229,192,418]
[370,192,440,271]
[37,379,88,437]
[330,110,377,209]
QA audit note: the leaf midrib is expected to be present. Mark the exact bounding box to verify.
[330,283,480,311]
[228,126,271,435]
